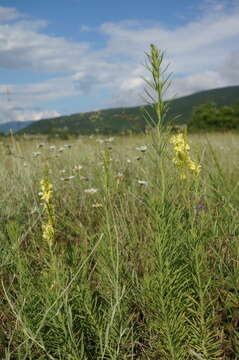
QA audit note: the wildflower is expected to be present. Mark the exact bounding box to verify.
[170,133,201,179]
[58,147,65,152]
[42,222,55,245]
[92,202,103,208]
[105,137,114,143]
[60,175,75,181]
[136,145,148,152]
[188,160,201,176]
[49,145,56,151]
[39,173,55,247]
[64,144,72,148]
[117,172,124,179]
[40,179,53,204]
[116,172,124,186]
[31,206,38,214]
[33,151,41,157]
[84,187,98,195]
[137,180,148,186]
[73,165,83,172]
[79,175,89,181]
[126,159,131,163]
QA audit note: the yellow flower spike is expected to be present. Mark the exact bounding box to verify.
[170,133,201,179]
[40,170,55,247]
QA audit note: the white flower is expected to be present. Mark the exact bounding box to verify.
[84,187,98,195]
[58,147,65,152]
[126,159,131,163]
[137,180,148,186]
[105,137,114,143]
[60,176,76,181]
[136,145,148,152]
[73,165,83,172]
[64,144,72,148]
[32,151,41,157]
[117,172,124,178]
[49,145,56,151]
[31,206,38,214]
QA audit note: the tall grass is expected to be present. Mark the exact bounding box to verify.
[0,46,238,359]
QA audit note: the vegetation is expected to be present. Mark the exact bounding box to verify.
[188,102,239,132]
[0,45,238,359]
[1,131,239,359]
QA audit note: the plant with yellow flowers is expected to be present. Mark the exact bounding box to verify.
[39,167,55,247]
[170,133,201,179]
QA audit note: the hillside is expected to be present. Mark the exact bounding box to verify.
[17,85,239,135]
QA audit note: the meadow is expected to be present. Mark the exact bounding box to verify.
[0,131,238,359]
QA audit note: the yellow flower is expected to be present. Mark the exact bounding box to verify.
[40,179,53,204]
[92,202,103,208]
[40,172,55,247]
[170,133,201,179]
[42,221,55,245]
[188,161,201,176]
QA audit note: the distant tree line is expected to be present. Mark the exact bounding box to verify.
[188,102,239,132]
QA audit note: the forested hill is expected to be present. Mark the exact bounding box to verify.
[17,85,239,135]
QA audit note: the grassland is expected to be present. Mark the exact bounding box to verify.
[0,131,238,359]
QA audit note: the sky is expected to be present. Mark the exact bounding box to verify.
[0,0,239,123]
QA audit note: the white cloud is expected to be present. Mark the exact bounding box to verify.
[0,3,239,122]
[169,71,229,99]
[0,102,60,123]
[218,51,239,84]
[0,15,89,73]
[100,10,239,74]
[0,77,76,110]
[13,108,60,122]
[98,6,239,105]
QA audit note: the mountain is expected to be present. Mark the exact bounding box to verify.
[0,121,33,134]
[17,85,239,135]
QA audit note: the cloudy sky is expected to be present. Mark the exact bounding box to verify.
[0,0,239,123]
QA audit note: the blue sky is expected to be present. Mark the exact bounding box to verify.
[0,0,239,123]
